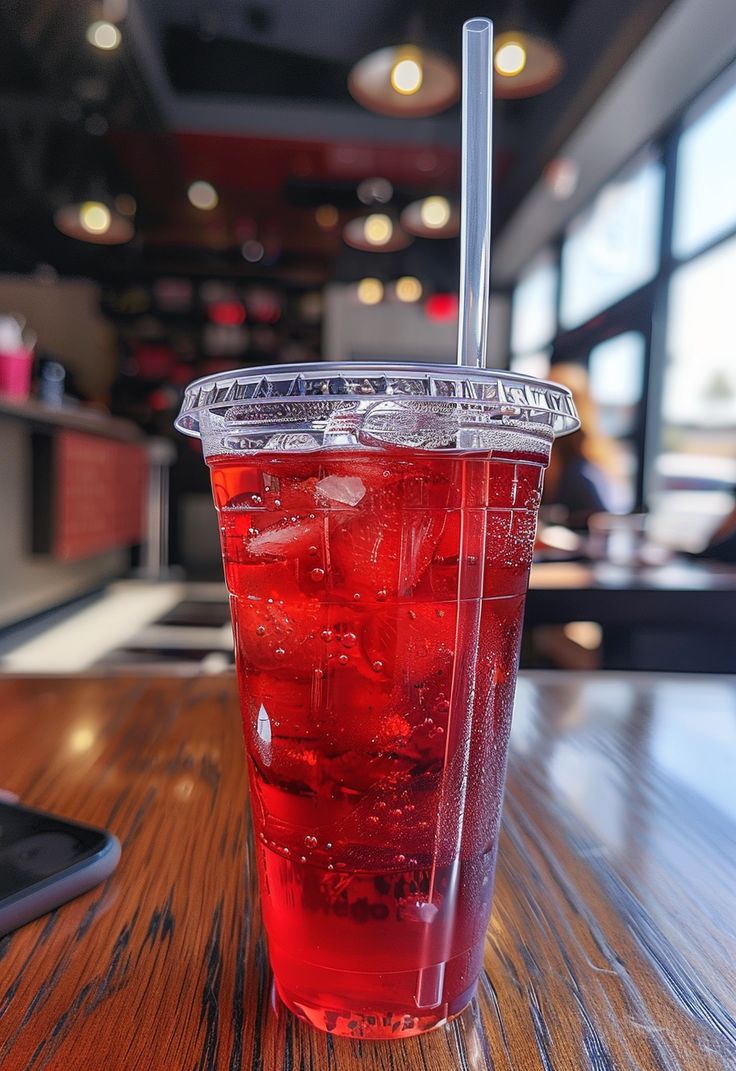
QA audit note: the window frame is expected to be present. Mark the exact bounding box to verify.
[507,56,736,514]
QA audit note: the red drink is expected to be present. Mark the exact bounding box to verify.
[209,446,544,1038]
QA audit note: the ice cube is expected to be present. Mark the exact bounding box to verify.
[316,475,366,507]
[247,514,322,558]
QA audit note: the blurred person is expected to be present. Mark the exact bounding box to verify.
[542,362,621,530]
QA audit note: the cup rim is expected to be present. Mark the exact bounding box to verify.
[174,360,580,439]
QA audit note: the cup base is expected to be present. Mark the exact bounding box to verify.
[274,976,477,1040]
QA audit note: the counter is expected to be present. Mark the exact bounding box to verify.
[0,397,147,630]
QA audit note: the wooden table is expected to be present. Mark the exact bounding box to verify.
[0,672,734,1070]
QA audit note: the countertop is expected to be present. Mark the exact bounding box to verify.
[0,671,734,1069]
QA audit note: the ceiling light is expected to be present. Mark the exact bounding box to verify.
[495,40,526,77]
[420,196,451,230]
[493,32,564,99]
[357,278,383,305]
[86,20,121,51]
[348,45,459,118]
[390,57,423,95]
[54,200,134,244]
[188,180,219,210]
[364,213,393,246]
[395,276,423,303]
[79,201,111,235]
[343,216,412,253]
[315,204,339,230]
[401,196,459,239]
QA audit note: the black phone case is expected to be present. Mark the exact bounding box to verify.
[0,816,121,936]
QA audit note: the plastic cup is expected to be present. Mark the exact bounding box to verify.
[176,362,578,1039]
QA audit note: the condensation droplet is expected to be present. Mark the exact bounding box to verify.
[304,835,318,849]
[256,625,266,636]
[300,855,307,863]
[391,808,403,819]
[353,592,361,601]
[338,654,349,665]
[383,470,390,478]
[368,815,380,826]
[251,495,262,505]
[327,863,334,870]
[395,854,406,866]
[274,647,285,657]
[321,629,333,643]
[341,632,357,649]
[314,668,324,679]
[325,842,333,850]
[376,589,387,601]
[310,567,325,582]
[274,498,282,508]
[308,545,318,556]
[372,660,384,673]
[408,609,417,620]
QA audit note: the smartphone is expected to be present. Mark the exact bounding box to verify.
[0,800,121,936]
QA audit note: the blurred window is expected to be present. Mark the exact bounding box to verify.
[510,350,552,380]
[673,71,736,259]
[510,249,557,355]
[662,236,736,429]
[650,235,736,549]
[560,155,664,329]
[589,332,645,437]
[588,332,646,513]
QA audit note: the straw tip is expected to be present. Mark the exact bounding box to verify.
[464,17,492,34]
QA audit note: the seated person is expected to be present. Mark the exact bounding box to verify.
[543,363,621,530]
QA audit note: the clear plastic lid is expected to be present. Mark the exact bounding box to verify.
[175,361,579,458]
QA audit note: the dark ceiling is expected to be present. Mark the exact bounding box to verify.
[0,0,673,291]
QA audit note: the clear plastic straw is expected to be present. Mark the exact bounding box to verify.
[456,18,493,369]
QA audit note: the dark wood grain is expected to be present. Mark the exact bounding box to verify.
[0,671,734,1070]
